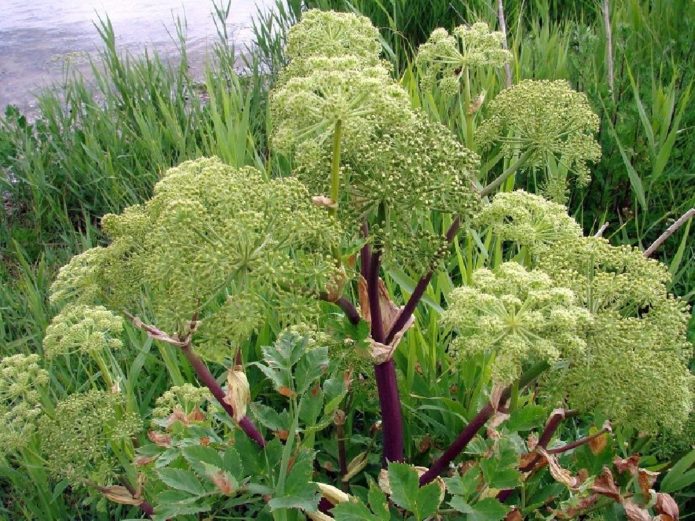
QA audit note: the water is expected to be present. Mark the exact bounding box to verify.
[0,0,273,112]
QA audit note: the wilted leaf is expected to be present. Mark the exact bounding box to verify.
[655,493,679,521]
[97,485,143,506]
[358,276,414,363]
[148,430,172,447]
[317,482,351,505]
[135,455,157,467]
[637,468,659,499]
[591,466,621,502]
[505,508,522,521]
[209,469,235,495]
[588,427,608,455]
[538,448,580,490]
[277,386,297,398]
[224,366,251,422]
[624,500,651,521]
[614,455,641,475]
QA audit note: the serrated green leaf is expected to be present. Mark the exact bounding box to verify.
[268,484,319,512]
[506,405,547,432]
[417,482,442,519]
[157,468,206,495]
[299,385,324,426]
[388,463,419,512]
[223,446,244,477]
[182,445,223,475]
[295,346,329,394]
[449,497,509,521]
[153,489,210,520]
[332,501,382,521]
[252,402,290,432]
[367,480,390,521]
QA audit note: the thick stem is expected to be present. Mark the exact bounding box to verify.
[480,149,533,197]
[419,362,549,485]
[520,409,577,472]
[329,119,343,217]
[384,217,461,345]
[546,427,610,455]
[180,343,266,447]
[375,359,405,463]
[319,293,360,325]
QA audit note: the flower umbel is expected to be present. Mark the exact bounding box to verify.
[39,390,142,486]
[476,80,601,201]
[443,262,591,384]
[416,23,512,96]
[0,354,49,455]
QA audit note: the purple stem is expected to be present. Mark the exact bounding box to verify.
[367,246,405,463]
[420,361,549,485]
[320,292,361,325]
[384,217,461,345]
[139,501,155,517]
[180,343,266,447]
[375,359,405,463]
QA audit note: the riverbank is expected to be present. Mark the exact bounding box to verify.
[0,0,272,112]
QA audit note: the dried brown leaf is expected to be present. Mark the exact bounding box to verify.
[614,454,641,475]
[655,493,679,521]
[624,500,651,521]
[591,466,622,502]
[96,485,143,506]
[210,470,235,495]
[224,366,250,421]
[538,448,580,489]
[147,430,171,447]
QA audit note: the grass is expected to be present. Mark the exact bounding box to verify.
[0,0,693,518]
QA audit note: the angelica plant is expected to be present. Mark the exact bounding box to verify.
[29,10,694,521]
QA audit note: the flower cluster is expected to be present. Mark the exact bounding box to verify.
[476,80,601,201]
[38,390,141,485]
[443,262,591,383]
[49,157,343,359]
[271,10,480,273]
[285,9,382,64]
[416,23,512,96]
[476,190,582,251]
[478,193,693,433]
[43,304,124,359]
[0,354,49,454]
[152,383,211,421]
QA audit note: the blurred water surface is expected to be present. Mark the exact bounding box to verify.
[0,0,272,111]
